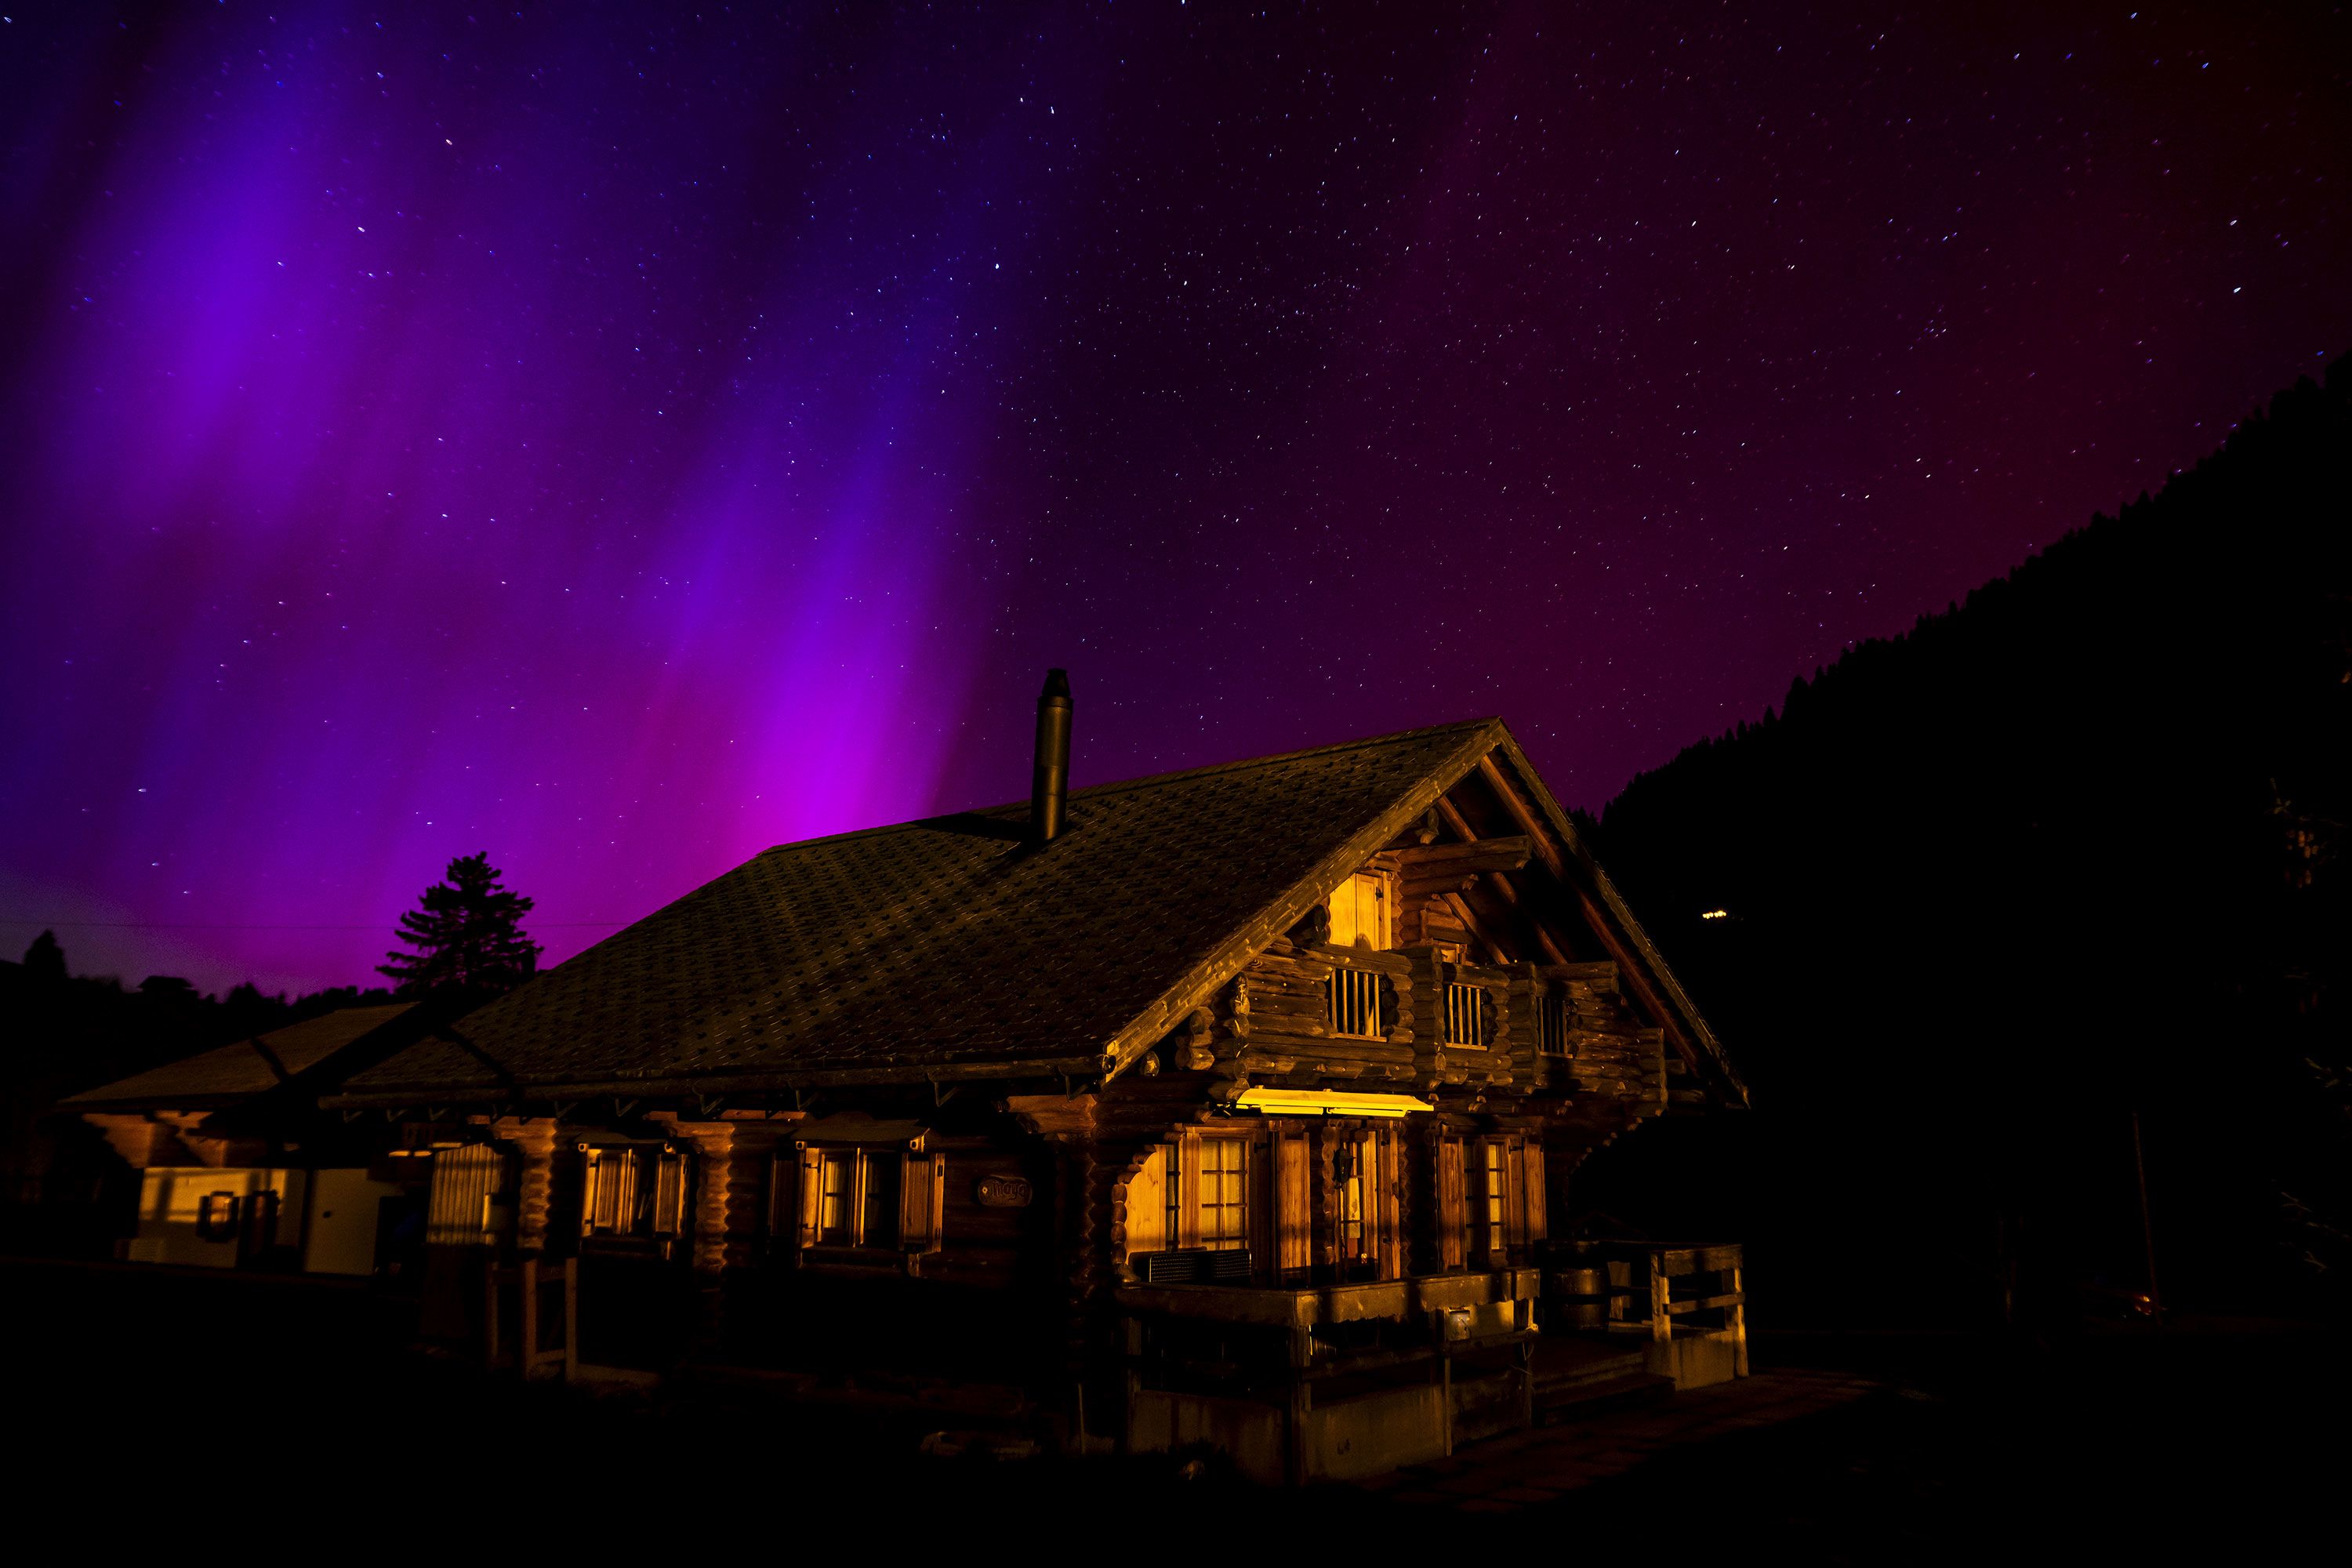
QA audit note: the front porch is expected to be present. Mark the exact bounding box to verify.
[1543,1240,1750,1390]
[1115,1243,1748,1484]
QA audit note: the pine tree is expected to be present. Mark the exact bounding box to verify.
[22,930,66,985]
[379,852,542,1000]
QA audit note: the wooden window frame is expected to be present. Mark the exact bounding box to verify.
[577,1142,689,1244]
[791,1140,945,1264]
[1479,1139,1507,1260]
[1174,1128,1258,1267]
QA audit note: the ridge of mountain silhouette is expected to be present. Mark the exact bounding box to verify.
[1579,359,2352,1327]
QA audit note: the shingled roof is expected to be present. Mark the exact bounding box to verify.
[67,1003,422,1112]
[335,718,1733,1105]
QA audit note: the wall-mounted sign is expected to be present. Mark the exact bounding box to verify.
[975,1173,1033,1209]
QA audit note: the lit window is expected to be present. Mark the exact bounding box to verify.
[579,1144,688,1241]
[1199,1138,1247,1251]
[817,1152,852,1244]
[793,1142,944,1257]
[1481,1142,1507,1256]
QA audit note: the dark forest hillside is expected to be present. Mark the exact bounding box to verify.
[1577,362,2352,1328]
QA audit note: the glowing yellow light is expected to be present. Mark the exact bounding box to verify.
[1700,909,1730,920]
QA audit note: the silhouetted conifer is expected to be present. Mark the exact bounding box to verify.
[22,931,64,985]
[378,852,541,1001]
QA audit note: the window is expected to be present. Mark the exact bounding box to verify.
[1479,1141,1508,1258]
[816,1152,853,1244]
[1328,873,1388,950]
[793,1142,944,1257]
[1199,1137,1247,1251]
[579,1144,688,1240]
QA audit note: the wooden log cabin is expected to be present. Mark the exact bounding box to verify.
[64,1002,445,1275]
[325,675,1749,1480]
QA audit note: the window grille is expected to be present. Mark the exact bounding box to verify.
[1199,1138,1247,1252]
[1539,988,1572,1058]
[1481,1141,1508,1254]
[1443,982,1488,1046]
[1327,966,1383,1040]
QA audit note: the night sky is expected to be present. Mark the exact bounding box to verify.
[3,2,2345,996]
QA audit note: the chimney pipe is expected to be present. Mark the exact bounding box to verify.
[1030,668,1073,844]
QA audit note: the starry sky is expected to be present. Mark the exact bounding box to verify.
[2,2,2345,996]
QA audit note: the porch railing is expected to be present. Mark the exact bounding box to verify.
[1542,1240,1748,1378]
[1443,982,1487,1045]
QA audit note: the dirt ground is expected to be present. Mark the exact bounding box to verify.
[4,1257,2339,1554]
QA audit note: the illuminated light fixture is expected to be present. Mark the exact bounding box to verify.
[1229,1087,1434,1119]
[1700,909,1730,920]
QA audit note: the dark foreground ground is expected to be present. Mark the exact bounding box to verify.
[5,1256,2341,1555]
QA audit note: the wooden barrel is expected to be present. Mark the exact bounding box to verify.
[1543,1265,1610,1330]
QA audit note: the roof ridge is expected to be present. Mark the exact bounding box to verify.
[745,716,1504,860]
[1058,716,1504,802]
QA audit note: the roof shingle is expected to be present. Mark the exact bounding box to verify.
[342,721,1501,1101]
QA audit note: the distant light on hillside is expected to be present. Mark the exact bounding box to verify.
[1700,909,1730,920]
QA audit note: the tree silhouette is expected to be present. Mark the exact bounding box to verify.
[379,852,541,1000]
[21,931,65,985]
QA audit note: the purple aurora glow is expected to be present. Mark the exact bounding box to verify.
[2,4,2345,993]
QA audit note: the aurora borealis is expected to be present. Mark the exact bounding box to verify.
[3,2,2346,994]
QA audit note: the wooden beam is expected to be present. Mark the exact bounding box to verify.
[1388,837,1532,876]
[1472,754,1698,1071]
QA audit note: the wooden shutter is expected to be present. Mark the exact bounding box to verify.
[652,1149,688,1237]
[1375,1125,1404,1281]
[1124,1145,1169,1257]
[1438,1136,1466,1271]
[1272,1124,1311,1276]
[1501,1136,1526,1253]
[1176,1128,1203,1250]
[793,1146,821,1250]
[766,1153,793,1250]
[1521,1140,1548,1245]
[899,1149,945,1254]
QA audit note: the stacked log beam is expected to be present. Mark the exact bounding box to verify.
[1215,938,1418,1088]
[1406,946,1513,1091]
[490,1116,561,1255]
